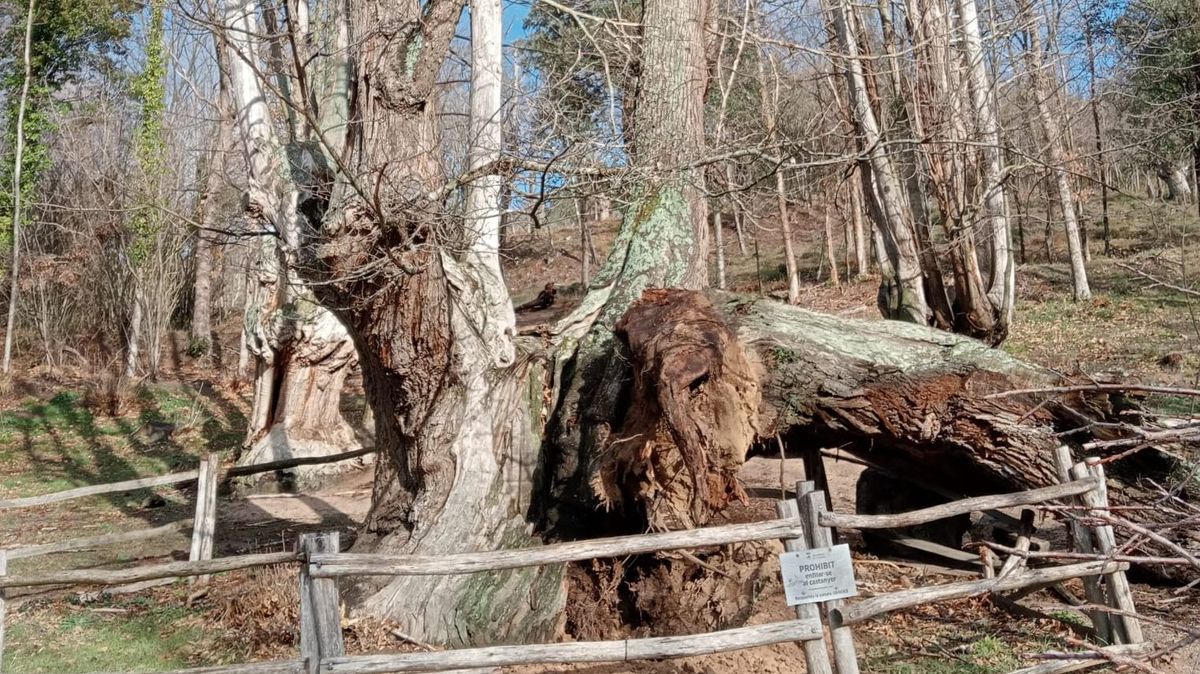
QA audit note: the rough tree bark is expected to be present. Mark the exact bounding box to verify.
[956,0,1015,334]
[1156,160,1192,201]
[636,290,1200,581]
[540,0,713,537]
[223,2,362,490]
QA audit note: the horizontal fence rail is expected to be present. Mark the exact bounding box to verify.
[0,470,200,510]
[310,518,807,577]
[820,479,1098,530]
[0,551,300,589]
[320,619,823,674]
[8,519,193,560]
[833,560,1128,626]
[0,447,379,511]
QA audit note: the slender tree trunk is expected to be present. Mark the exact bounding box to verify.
[3,0,35,375]
[826,0,930,323]
[849,168,869,279]
[726,164,748,255]
[1084,23,1110,255]
[1020,0,1090,300]
[190,41,234,356]
[576,199,589,286]
[754,30,800,303]
[714,211,726,289]
[957,0,1014,332]
[823,201,840,286]
[123,289,143,378]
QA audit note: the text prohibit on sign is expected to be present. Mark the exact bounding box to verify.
[780,544,857,606]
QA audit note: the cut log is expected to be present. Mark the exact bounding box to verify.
[609,290,1198,581]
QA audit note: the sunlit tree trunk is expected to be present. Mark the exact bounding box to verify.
[957,0,1014,332]
[190,40,233,357]
[2,0,35,375]
[223,1,360,487]
[825,0,931,323]
[1020,0,1090,300]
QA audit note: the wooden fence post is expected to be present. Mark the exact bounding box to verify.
[189,453,219,585]
[1051,446,1112,643]
[1,548,7,674]
[776,484,834,674]
[1074,458,1143,645]
[798,486,860,674]
[300,532,344,674]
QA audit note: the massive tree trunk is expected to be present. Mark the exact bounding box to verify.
[540,0,713,535]
[223,2,361,488]
[1156,160,1192,201]
[634,290,1199,581]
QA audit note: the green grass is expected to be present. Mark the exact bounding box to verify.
[0,383,246,499]
[4,598,235,673]
[866,635,1025,674]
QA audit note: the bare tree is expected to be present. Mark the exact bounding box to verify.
[2,0,35,374]
[1019,0,1091,300]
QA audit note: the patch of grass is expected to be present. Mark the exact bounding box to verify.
[4,598,236,673]
[866,635,1024,674]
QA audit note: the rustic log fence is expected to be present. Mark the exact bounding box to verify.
[0,448,1153,674]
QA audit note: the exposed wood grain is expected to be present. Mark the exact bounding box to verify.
[9,520,192,560]
[0,552,301,589]
[1051,446,1111,643]
[190,454,219,585]
[1073,459,1143,644]
[310,518,805,577]
[777,495,834,674]
[799,489,860,674]
[833,560,1127,626]
[819,480,1097,530]
[0,470,199,510]
[320,619,823,673]
[300,532,344,672]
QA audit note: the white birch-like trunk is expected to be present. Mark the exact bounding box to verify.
[3,0,36,375]
[956,0,1014,324]
[826,0,931,322]
[1019,0,1090,300]
[714,211,726,289]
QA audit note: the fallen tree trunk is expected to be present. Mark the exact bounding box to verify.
[607,290,1199,581]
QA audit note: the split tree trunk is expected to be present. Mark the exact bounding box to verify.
[1156,161,1192,202]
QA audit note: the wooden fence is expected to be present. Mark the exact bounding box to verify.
[0,448,1152,674]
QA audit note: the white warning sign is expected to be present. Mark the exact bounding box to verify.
[780,544,858,606]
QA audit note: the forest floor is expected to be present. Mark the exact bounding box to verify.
[2,193,1199,672]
